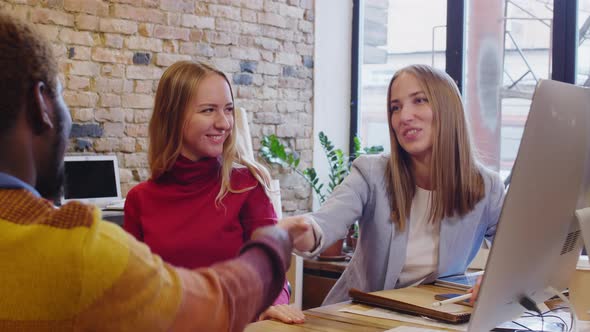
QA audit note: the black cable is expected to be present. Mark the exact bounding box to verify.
[542,306,573,332]
[539,314,569,330]
[519,295,542,315]
[509,320,534,331]
[505,293,574,332]
[514,309,570,331]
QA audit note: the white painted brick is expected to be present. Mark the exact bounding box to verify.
[209,4,241,21]
[122,94,154,109]
[126,36,163,52]
[230,47,261,61]
[95,108,125,122]
[127,66,163,80]
[181,15,215,29]
[275,52,301,65]
[69,61,100,77]
[59,28,94,46]
[258,12,286,28]
[155,53,192,67]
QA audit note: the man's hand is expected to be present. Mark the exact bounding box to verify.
[278,216,315,252]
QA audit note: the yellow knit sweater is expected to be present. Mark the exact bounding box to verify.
[0,189,275,331]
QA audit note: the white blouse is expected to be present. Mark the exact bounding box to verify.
[396,187,440,288]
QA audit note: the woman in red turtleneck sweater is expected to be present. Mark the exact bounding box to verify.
[124,61,304,324]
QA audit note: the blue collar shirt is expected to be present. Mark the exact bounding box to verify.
[0,172,41,197]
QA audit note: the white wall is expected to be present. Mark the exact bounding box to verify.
[313,0,353,209]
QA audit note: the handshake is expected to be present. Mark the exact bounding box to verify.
[251,215,317,269]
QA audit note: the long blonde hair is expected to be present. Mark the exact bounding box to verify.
[148,61,273,204]
[385,64,484,231]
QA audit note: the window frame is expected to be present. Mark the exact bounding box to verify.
[349,0,578,155]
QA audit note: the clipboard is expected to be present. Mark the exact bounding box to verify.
[349,285,472,324]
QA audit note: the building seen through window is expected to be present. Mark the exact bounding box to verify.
[357,0,590,180]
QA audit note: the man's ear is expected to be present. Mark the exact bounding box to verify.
[30,81,54,134]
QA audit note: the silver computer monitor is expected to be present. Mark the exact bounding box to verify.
[61,154,122,208]
[468,79,590,331]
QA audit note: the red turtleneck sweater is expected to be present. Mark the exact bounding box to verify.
[124,156,288,304]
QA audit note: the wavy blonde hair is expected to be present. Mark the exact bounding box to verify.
[385,64,484,231]
[148,61,272,204]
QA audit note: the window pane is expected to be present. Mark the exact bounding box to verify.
[578,1,590,86]
[464,0,552,180]
[358,0,447,151]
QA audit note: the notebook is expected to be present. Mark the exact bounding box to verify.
[349,285,472,324]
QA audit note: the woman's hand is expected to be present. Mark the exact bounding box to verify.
[469,275,483,305]
[278,216,316,252]
[259,304,305,324]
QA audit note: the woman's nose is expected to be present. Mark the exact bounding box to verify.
[398,105,415,122]
[215,111,232,130]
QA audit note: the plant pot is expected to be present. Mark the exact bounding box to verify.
[319,238,344,257]
[343,224,358,253]
[349,236,357,251]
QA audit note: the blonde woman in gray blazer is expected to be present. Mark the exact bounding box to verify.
[284,65,506,305]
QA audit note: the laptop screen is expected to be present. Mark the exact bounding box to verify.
[62,155,121,207]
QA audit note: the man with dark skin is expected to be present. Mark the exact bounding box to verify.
[0,12,308,331]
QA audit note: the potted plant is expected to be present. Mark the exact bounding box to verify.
[259,132,383,257]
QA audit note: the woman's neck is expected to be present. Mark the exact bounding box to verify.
[411,155,432,190]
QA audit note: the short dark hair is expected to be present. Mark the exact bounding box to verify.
[0,12,59,133]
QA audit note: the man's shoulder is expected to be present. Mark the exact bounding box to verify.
[0,189,98,229]
[50,201,100,229]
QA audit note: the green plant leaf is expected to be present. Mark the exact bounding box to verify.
[260,133,383,206]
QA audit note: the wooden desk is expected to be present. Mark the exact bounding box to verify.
[245,301,454,332]
[246,292,588,332]
[302,258,349,309]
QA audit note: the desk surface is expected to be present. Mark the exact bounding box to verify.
[246,298,590,332]
[244,301,456,332]
[101,210,124,226]
[304,257,349,274]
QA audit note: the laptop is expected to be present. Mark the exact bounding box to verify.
[61,155,124,209]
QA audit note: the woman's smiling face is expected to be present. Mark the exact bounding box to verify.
[180,73,234,161]
[389,72,434,163]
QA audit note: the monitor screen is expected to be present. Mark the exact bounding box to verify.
[468,79,590,331]
[62,155,121,207]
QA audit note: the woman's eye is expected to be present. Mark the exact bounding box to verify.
[415,97,428,104]
[201,108,214,113]
[225,107,234,113]
[390,105,400,112]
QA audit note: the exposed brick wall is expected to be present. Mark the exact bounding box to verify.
[1,0,314,215]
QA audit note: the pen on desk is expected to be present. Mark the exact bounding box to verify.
[431,293,472,307]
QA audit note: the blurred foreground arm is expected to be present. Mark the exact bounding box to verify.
[79,222,298,331]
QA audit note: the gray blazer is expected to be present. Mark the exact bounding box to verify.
[306,154,505,305]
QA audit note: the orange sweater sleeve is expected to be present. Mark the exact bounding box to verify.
[77,219,289,331]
